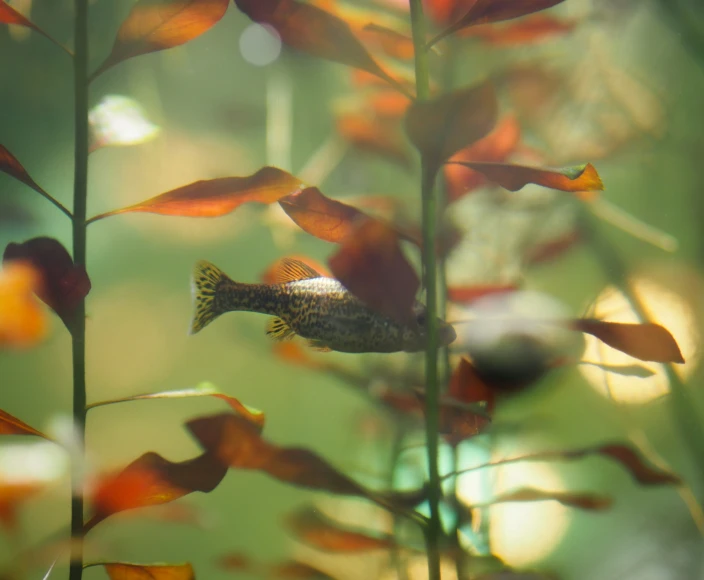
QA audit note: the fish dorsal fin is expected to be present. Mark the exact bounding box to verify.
[272,258,322,284]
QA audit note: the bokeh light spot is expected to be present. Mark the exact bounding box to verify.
[239,23,282,67]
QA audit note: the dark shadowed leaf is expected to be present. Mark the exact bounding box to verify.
[89,167,303,222]
[270,561,337,579]
[328,220,419,324]
[91,0,230,80]
[448,161,603,193]
[429,0,567,46]
[100,563,195,580]
[0,262,49,349]
[466,14,575,46]
[86,383,265,430]
[286,506,394,552]
[447,284,518,304]
[261,255,331,284]
[448,358,495,412]
[0,409,48,439]
[405,82,498,178]
[0,2,67,52]
[336,112,413,168]
[3,237,91,329]
[233,0,408,96]
[0,145,51,199]
[187,413,366,495]
[444,114,521,202]
[574,319,684,363]
[484,488,611,511]
[85,450,227,532]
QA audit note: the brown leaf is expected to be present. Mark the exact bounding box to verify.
[593,444,681,486]
[89,166,304,222]
[0,2,66,51]
[0,408,48,439]
[286,506,394,552]
[91,0,230,80]
[3,237,91,329]
[233,0,409,96]
[448,161,603,193]
[0,145,51,199]
[486,488,612,511]
[187,412,367,496]
[429,0,567,46]
[574,319,684,364]
[85,450,227,532]
[328,220,419,324]
[447,284,518,304]
[404,82,498,178]
[448,358,495,412]
[444,115,521,202]
[0,262,49,350]
[270,561,337,579]
[336,112,412,168]
[101,563,195,580]
[465,14,575,46]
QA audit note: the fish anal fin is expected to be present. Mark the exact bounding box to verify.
[307,339,332,352]
[271,258,322,284]
[266,317,295,341]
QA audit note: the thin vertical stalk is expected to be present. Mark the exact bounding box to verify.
[409,1,442,579]
[70,0,89,578]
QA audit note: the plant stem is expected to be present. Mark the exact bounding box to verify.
[69,0,89,578]
[409,1,442,579]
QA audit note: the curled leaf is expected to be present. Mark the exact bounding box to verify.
[3,237,91,329]
[233,0,408,96]
[89,166,304,222]
[0,408,48,438]
[573,319,684,364]
[485,488,612,511]
[405,82,498,178]
[91,0,230,80]
[286,506,394,552]
[100,563,195,580]
[448,161,604,193]
[328,220,419,324]
[429,0,567,46]
[86,383,265,430]
[0,262,48,349]
[86,449,227,532]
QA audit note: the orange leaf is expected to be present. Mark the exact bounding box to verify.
[574,319,684,364]
[286,506,394,552]
[336,112,412,168]
[486,488,612,511]
[101,563,195,580]
[89,166,304,222]
[449,161,604,193]
[328,220,419,324]
[0,262,48,350]
[187,413,367,496]
[405,82,498,178]
[233,0,409,96]
[0,408,48,438]
[359,23,415,60]
[91,0,230,80]
[0,2,65,51]
[86,450,227,532]
[3,238,91,329]
[0,145,51,199]
[466,14,575,46]
[270,561,337,579]
[444,114,521,201]
[261,255,331,284]
[447,283,517,304]
[429,0,567,46]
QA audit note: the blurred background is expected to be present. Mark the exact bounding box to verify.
[2,0,704,578]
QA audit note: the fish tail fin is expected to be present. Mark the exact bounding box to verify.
[190,260,233,335]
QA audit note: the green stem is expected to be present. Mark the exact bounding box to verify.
[409,1,442,579]
[69,0,89,578]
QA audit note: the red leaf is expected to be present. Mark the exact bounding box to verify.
[336,112,413,168]
[466,14,575,46]
[447,283,518,304]
[89,166,304,222]
[486,488,612,511]
[91,0,230,80]
[0,145,51,199]
[0,262,49,349]
[328,220,419,324]
[429,0,567,46]
[3,237,91,329]
[86,450,227,532]
[0,408,48,439]
[101,563,195,580]
[286,506,394,552]
[0,2,65,50]
[444,115,521,202]
[233,0,409,96]
[573,319,684,364]
[448,358,495,412]
[187,412,368,496]
[404,82,498,177]
[449,161,604,193]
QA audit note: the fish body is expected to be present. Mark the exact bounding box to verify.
[190,258,456,354]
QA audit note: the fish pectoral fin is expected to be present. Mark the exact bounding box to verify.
[307,339,332,352]
[271,258,323,284]
[266,317,296,341]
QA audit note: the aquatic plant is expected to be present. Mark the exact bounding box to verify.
[0,0,700,579]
